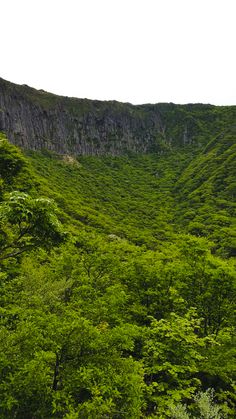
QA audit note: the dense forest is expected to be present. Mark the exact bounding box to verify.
[0,104,236,418]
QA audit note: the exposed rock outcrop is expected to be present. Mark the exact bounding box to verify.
[0,77,235,155]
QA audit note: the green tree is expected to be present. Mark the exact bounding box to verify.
[170,388,226,418]
[0,133,33,196]
[142,310,210,417]
[0,191,66,261]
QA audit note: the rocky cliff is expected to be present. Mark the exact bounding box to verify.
[0,77,235,155]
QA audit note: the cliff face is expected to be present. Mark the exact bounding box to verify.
[0,77,235,155]
[0,78,163,155]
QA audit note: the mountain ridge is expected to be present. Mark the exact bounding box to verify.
[1,77,235,155]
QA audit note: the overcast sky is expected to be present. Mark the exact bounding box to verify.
[1,0,236,105]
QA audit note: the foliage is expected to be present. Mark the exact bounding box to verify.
[170,388,226,418]
[0,132,35,197]
[142,311,207,416]
[0,133,235,417]
[0,191,66,260]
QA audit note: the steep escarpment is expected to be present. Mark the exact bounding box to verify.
[0,78,163,155]
[1,77,235,155]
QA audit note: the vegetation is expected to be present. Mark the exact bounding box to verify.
[0,127,235,418]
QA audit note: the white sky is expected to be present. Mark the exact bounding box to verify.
[1,0,236,105]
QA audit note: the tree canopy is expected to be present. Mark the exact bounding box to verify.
[0,134,235,418]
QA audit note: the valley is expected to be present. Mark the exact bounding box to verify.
[0,78,235,418]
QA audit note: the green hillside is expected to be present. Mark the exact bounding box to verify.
[175,128,236,257]
[25,131,235,256]
[0,130,236,418]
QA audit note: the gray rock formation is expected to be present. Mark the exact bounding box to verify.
[0,77,234,155]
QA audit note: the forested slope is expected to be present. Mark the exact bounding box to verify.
[0,126,235,418]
